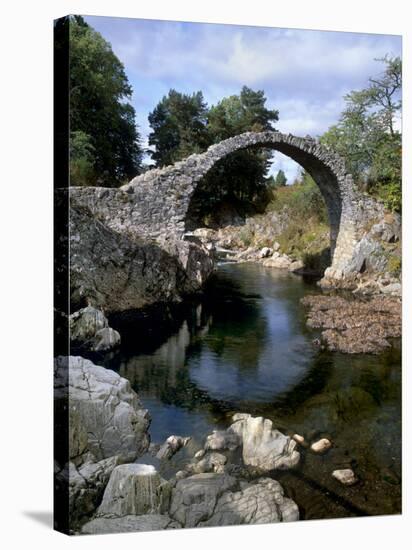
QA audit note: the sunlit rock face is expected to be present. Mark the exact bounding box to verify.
[54,356,152,528]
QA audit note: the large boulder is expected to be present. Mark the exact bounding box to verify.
[96,464,172,517]
[169,473,238,528]
[67,455,120,524]
[228,414,300,471]
[55,356,150,462]
[169,473,299,528]
[200,478,299,526]
[69,306,120,352]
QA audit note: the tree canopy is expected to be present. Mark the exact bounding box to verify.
[321,56,401,211]
[69,16,142,187]
[148,86,279,224]
[148,90,210,166]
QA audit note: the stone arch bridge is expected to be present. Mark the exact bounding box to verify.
[72,132,383,288]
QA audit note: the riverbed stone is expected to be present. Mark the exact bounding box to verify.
[185,452,227,475]
[310,438,332,454]
[228,414,300,471]
[96,464,171,517]
[204,430,241,452]
[156,435,191,460]
[332,468,358,486]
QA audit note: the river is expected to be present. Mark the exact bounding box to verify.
[91,262,401,520]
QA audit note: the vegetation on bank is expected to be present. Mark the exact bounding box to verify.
[232,172,330,273]
[321,56,402,212]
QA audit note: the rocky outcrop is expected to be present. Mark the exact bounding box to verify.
[169,473,298,528]
[67,192,214,313]
[228,413,300,471]
[69,306,120,351]
[54,356,151,528]
[56,356,151,462]
[199,478,299,526]
[81,515,181,534]
[301,295,401,353]
[96,464,171,517]
[75,412,301,534]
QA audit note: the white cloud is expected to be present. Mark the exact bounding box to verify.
[85,16,402,162]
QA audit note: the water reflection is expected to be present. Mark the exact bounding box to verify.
[86,263,400,519]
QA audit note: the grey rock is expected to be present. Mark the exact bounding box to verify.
[97,464,171,517]
[169,473,298,528]
[68,455,120,524]
[81,514,180,534]
[54,356,150,463]
[169,473,238,528]
[332,468,358,486]
[69,306,108,341]
[200,478,299,526]
[69,306,121,352]
[310,438,332,454]
[204,430,241,452]
[91,327,121,351]
[262,255,292,269]
[186,452,227,475]
[228,414,300,471]
[156,435,191,460]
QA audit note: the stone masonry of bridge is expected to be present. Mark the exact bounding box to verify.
[70,131,388,307]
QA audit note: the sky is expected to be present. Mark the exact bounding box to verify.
[84,16,402,182]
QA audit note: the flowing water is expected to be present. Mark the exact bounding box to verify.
[93,263,401,520]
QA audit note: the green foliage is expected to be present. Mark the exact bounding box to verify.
[275,169,287,187]
[148,86,279,224]
[69,16,142,187]
[387,255,401,277]
[197,87,279,223]
[321,56,402,211]
[69,130,95,186]
[269,172,328,225]
[148,90,210,166]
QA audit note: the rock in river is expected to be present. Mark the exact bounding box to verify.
[169,473,299,528]
[69,305,121,352]
[156,435,191,460]
[96,464,171,517]
[310,438,332,454]
[228,413,300,471]
[332,469,358,486]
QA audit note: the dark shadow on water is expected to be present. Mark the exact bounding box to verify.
[23,511,53,529]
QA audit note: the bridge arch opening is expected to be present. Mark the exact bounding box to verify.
[183,134,344,258]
